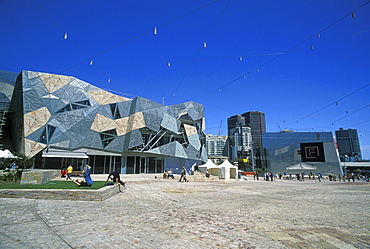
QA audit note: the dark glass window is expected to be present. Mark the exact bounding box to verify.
[56,100,91,113]
[100,129,117,148]
[38,125,56,144]
[110,103,121,119]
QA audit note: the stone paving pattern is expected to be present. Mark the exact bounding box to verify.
[0,175,369,248]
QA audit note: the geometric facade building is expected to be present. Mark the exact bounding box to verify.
[0,70,18,148]
[262,131,342,175]
[4,70,207,174]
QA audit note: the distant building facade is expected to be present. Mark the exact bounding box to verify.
[263,131,342,175]
[241,111,266,152]
[0,70,18,149]
[205,134,228,164]
[2,70,207,174]
[227,111,266,169]
[335,128,362,162]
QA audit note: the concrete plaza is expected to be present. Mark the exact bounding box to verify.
[0,175,369,248]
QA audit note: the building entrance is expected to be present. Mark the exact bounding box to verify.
[126,156,163,174]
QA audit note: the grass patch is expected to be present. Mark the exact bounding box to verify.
[0,181,107,190]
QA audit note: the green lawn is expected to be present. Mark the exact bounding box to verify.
[0,181,107,190]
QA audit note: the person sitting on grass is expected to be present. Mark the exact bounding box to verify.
[73,179,92,187]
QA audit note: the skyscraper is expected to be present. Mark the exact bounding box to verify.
[241,111,266,151]
[241,111,266,168]
[335,128,362,162]
[227,112,265,170]
[227,115,245,130]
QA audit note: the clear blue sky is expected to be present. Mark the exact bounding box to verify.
[1,0,369,159]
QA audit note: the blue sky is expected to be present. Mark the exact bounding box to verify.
[1,0,369,159]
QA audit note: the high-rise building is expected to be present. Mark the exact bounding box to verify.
[227,111,266,169]
[205,134,228,164]
[241,111,266,151]
[228,126,252,161]
[206,134,228,156]
[335,128,362,162]
[242,111,266,168]
[227,115,245,130]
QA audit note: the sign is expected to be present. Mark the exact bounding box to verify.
[300,142,325,162]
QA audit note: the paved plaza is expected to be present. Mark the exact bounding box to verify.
[0,175,369,249]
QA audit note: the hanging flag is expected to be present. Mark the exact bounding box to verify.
[154,27,157,35]
[64,33,68,40]
[90,60,93,66]
[168,62,171,67]
[203,42,207,48]
[351,12,356,18]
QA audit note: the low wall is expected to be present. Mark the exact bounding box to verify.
[0,185,121,201]
[20,169,60,185]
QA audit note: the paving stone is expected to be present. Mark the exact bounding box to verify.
[0,176,369,248]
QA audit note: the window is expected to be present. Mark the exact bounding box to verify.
[38,125,56,144]
[100,129,117,148]
[110,103,121,119]
[56,100,91,113]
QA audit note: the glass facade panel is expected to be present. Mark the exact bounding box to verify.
[263,132,342,175]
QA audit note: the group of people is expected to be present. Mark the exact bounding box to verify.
[162,167,189,182]
[60,163,126,189]
[60,164,74,180]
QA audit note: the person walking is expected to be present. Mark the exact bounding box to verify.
[179,167,188,182]
[66,164,73,180]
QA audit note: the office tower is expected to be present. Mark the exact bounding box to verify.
[227,115,245,130]
[229,126,252,159]
[241,111,266,151]
[206,134,228,156]
[241,111,266,168]
[335,128,362,162]
[227,115,254,170]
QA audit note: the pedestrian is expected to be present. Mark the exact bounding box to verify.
[179,166,188,182]
[205,170,210,178]
[66,164,73,180]
[60,168,67,178]
[318,173,322,182]
[82,164,93,186]
[167,169,174,179]
[106,171,125,186]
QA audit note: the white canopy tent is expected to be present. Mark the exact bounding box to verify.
[219,160,238,180]
[286,162,317,171]
[198,159,221,178]
[198,159,217,173]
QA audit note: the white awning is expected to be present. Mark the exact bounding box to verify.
[42,149,89,158]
